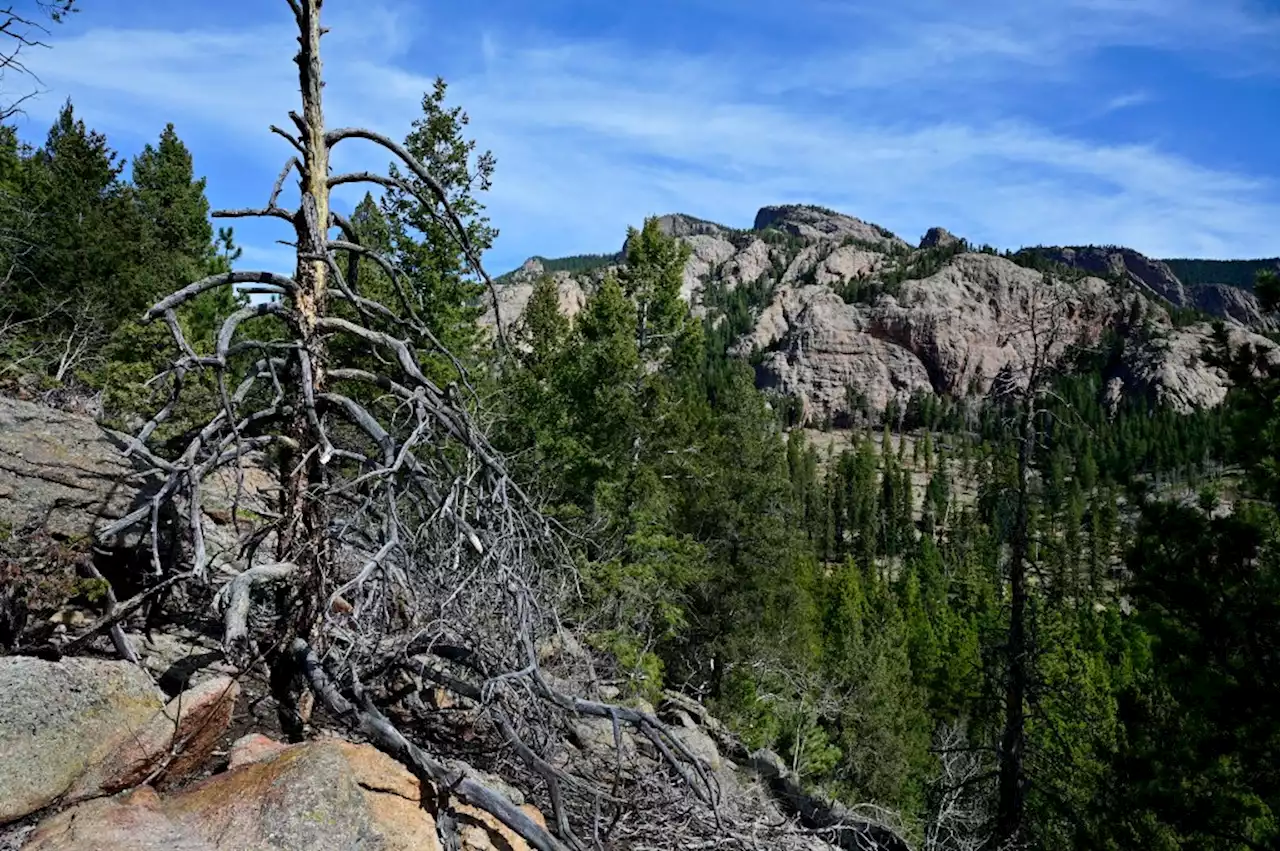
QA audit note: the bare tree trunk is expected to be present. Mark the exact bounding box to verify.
[994,391,1034,849]
[272,0,332,739]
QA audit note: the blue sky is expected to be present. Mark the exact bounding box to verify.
[12,0,1280,275]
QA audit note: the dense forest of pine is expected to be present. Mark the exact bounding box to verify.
[3,67,1280,851]
[1163,257,1280,289]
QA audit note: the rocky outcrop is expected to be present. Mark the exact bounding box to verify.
[0,394,273,552]
[0,396,147,542]
[745,285,934,420]
[754,204,909,251]
[489,204,1273,419]
[0,656,162,823]
[682,233,739,303]
[64,675,239,801]
[24,736,545,851]
[1041,245,1188,306]
[1118,322,1280,413]
[742,254,1128,422]
[1193,283,1275,330]
[717,237,776,291]
[644,212,732,241]
[0,656,236,824]
[919,226,960,249]
[482,272,592,336]
[1042,245,1275,330]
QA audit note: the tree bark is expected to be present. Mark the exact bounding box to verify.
[270,0,332,733]
[277,0,332,638]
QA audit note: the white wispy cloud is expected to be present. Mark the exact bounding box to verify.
[1102,91,1153,113]
[17,0,1280,272]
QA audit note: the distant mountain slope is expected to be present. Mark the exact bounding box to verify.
[1161,257,1280,290]
[488,205,1279,423]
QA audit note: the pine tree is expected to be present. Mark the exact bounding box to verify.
[11,101,130,341]
[130,123,214,293]
[382,77,497,372]
[619,217,691,360]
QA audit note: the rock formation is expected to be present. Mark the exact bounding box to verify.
[753,204,909,251]
[0,656,236,824]
[1115,321,1280,413]
[0,397,146,543]
[488,203,1278,425]
[1193,283,1275,330]
[919,226,961,249]
[22,737,514,851]
[739,254,1128,421]
[1041,244,1274,330]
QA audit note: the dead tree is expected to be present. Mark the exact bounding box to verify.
[88,2,841,849]
[984,278,1099,850]
[924,723,990,851]
[0,1,77,119]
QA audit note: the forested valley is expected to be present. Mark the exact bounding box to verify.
[1,3,1278,850]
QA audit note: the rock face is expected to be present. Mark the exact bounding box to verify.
[1119,322,1280,413]
[0,396,146,542]
[0,393,273,553]
[25,737,546,851]
[1041,245,1188,306]
[485,272,590,334]
[744,285,935,420]
[741,254,1127,422]
[919,226,960,249]
[0,656,236,824]
[0,656,163,823]
[645,212,731,241]
[1043,245,1274,330]
[64,674,239,801]
[490,204,1275,421]
[755,204,909,251]
[1193,283,1275,330]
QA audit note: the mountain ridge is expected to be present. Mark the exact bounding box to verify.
[487,204,1279,424]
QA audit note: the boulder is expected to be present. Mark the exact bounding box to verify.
[65,675,240,800]
[0,393,271,561]
[125,628,235,693]
[26,740,441,851]
[671,725,723,771]
[0,395,145,543]
[0,655,164,823]
[226,733,289,770]
[21,787,214,851]
[455,803,548,851]
[26,738,549,851]
[0,657,239,824]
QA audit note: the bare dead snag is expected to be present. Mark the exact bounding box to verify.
[100,2,915,848]
[987,281,1092,850]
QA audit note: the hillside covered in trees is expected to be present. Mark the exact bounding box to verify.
[1163,257,1280,289]
[1,2,1279,850]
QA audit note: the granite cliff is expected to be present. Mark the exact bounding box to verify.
[486,205,1277,423]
